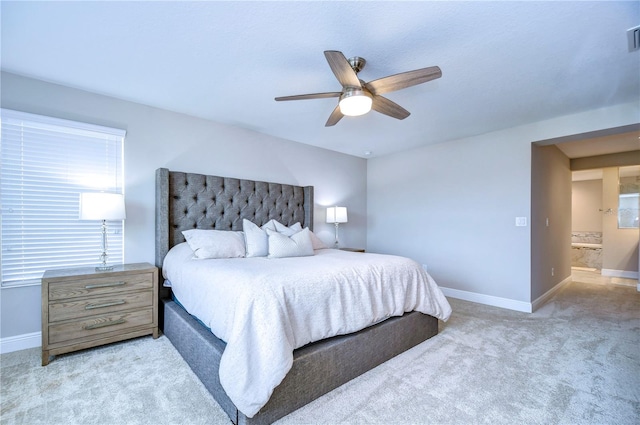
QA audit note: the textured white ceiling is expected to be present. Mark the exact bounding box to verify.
[1,1,639,158]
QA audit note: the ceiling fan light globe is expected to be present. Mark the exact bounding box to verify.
[339,92,372,117]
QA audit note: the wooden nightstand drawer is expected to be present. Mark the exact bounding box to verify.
[48,308,154,345]
[49,290,153,322]
[48,273,154,301]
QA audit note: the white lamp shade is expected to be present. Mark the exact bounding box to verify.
[79,192,126,220]
[326,206,348,224]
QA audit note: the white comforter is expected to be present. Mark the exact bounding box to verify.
[163,244,452,418]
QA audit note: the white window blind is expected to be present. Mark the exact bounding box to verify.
[1,109,126,287]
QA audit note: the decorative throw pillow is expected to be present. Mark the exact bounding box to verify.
[244,219,305,257]
[274,221,302,236]
[243,219,271,258]
[266,228,314,258]
[181,229,245,259]
[308,229,328,250]
[261,219,278,232]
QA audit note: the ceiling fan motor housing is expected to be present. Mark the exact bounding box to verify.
[347,56,367,74]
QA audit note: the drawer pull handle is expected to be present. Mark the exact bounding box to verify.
[84,319,126,330]
[84,281,126,289]
[85,300,126,310]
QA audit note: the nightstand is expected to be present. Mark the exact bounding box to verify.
[339,248,365,253]
[41,262,158,366]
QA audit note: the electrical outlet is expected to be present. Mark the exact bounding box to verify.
[546,218,549,227]
[551,267,555,276]
[515,217,527,227]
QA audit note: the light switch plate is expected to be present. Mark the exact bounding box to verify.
[515,217,527,227]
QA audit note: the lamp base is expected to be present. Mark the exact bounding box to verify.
[95,265,115,272]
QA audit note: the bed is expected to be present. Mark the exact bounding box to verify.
[155,168,451,425]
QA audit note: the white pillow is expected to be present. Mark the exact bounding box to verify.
[261,219,278,232]
[275,221,325,249]
[266,228,314,258]
[243,219,304,257]
[274,221,302,236]
[308,229,328,250]
[181,229,245,259]
[243,219,270,258]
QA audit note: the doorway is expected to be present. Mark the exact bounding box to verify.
[571,169,603,271]
[531,123,640,300]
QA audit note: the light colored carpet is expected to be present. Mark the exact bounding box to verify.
[2,273,638,425]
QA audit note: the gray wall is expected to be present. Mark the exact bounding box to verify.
[571,180,603,232]
[0,72,368,339]
[367,128,531,305]
[367,102,639,311]
[531,144,572,301]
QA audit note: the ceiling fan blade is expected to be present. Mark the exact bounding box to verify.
[371,95,410,120]
[275,92,342,101]
[324,51,361,88]
[325,105,344,127]
[366,66,442,95]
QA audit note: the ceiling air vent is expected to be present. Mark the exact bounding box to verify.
[628,25,640,52]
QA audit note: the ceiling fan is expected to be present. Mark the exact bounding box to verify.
[275,50,442,127]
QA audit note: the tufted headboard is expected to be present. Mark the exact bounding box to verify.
[155,168,314,268]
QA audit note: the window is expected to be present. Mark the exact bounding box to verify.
[618,165,640,229]
[1,109,125,287]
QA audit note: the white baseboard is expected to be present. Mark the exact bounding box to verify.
[601,269,639,279]
[531,276,572,312]
[440,287,532,313]
[0,331,41,354]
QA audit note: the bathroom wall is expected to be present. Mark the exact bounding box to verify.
[571,179,602,232]
[602,167,639,277]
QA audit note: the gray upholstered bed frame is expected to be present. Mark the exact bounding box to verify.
[155,168,439,424]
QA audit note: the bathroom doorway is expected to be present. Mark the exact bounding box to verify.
[571,169,604,272]
[570,165,640,285]
[531,123,639,298]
